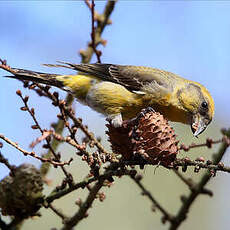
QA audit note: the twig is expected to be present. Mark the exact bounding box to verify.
[173,170,213,196]
[0,151,16,176]
[108,156,230,174]
[180,138,223,151]
[169,129,230,230]
[0,59,15,73]
[64,106,110,155]
[59,169,135,230]
[45,167,135,204]
[84,0,91,9]
[173,158,230,173]
[22,83,93,175]
[61,180,104,230]
[29,130,53,148]
[84,0,102,62]
[0,134,72,167]
[56,100,92,159]
[47,204,69,223]
[51,131,87,153]
[131,175,175,224]
[80,0,116,63]
[16,90,73,184]
[173,170,194,188]
[35,84,110,156]
[90,0,102,63]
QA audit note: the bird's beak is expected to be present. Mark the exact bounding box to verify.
[191,114,207,137]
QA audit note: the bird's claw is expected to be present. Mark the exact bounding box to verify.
[124,107,155,128]
[136,107,155,121]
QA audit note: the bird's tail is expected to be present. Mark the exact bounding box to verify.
[1,66,64,88]
[0,62,97,100]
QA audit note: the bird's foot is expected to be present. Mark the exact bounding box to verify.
[136,107,155,121]
[106,113,123,128]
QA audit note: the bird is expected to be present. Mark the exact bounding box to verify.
[0,61,214,136]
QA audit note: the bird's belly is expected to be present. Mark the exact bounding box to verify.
[85,81,142,117]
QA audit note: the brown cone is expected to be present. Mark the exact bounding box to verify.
[0,164,43,217]
[106,109,179,167]
[106,121,134,160]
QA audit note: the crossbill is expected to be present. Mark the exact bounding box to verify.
[0,61,214,136]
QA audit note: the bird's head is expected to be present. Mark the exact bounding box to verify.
[178,82,214,137]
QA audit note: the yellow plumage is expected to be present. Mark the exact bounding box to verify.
[56,75,95,102]
[1,62,215,136]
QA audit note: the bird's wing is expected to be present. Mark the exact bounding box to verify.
[45,62,175,94]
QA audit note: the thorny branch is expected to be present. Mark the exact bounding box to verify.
[0,2,230,230]
[16,90,74,184]
[0,150,16,176]
[179,137,225,151]
[0,134,72,167]
[60,168,135,230]
[173,157,230,174]
[61,180,104,230]
[172,170,213,196]
[85,0,102,63]
[34,83,110,156]
[46,204,69,223]
[45,167,135,204]
[80,0,115,63]
[121,157,230,173]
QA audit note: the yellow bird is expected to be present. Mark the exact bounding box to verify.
[1,61,214,136]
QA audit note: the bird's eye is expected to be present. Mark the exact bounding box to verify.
[201,101,208,109]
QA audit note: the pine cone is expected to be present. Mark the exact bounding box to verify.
[106,108,179,167]
[106,121,134,160]
[0,164,44,217]
[133,111,179,167]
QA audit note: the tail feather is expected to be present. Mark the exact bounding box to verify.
[43,62,75,70]
[3,68,64,88]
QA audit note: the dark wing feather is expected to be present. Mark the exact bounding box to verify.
[108,65,176,92]
[53,62,175,92]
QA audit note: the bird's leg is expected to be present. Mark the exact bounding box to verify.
[106,113,123,128]
[107,107,155,128]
